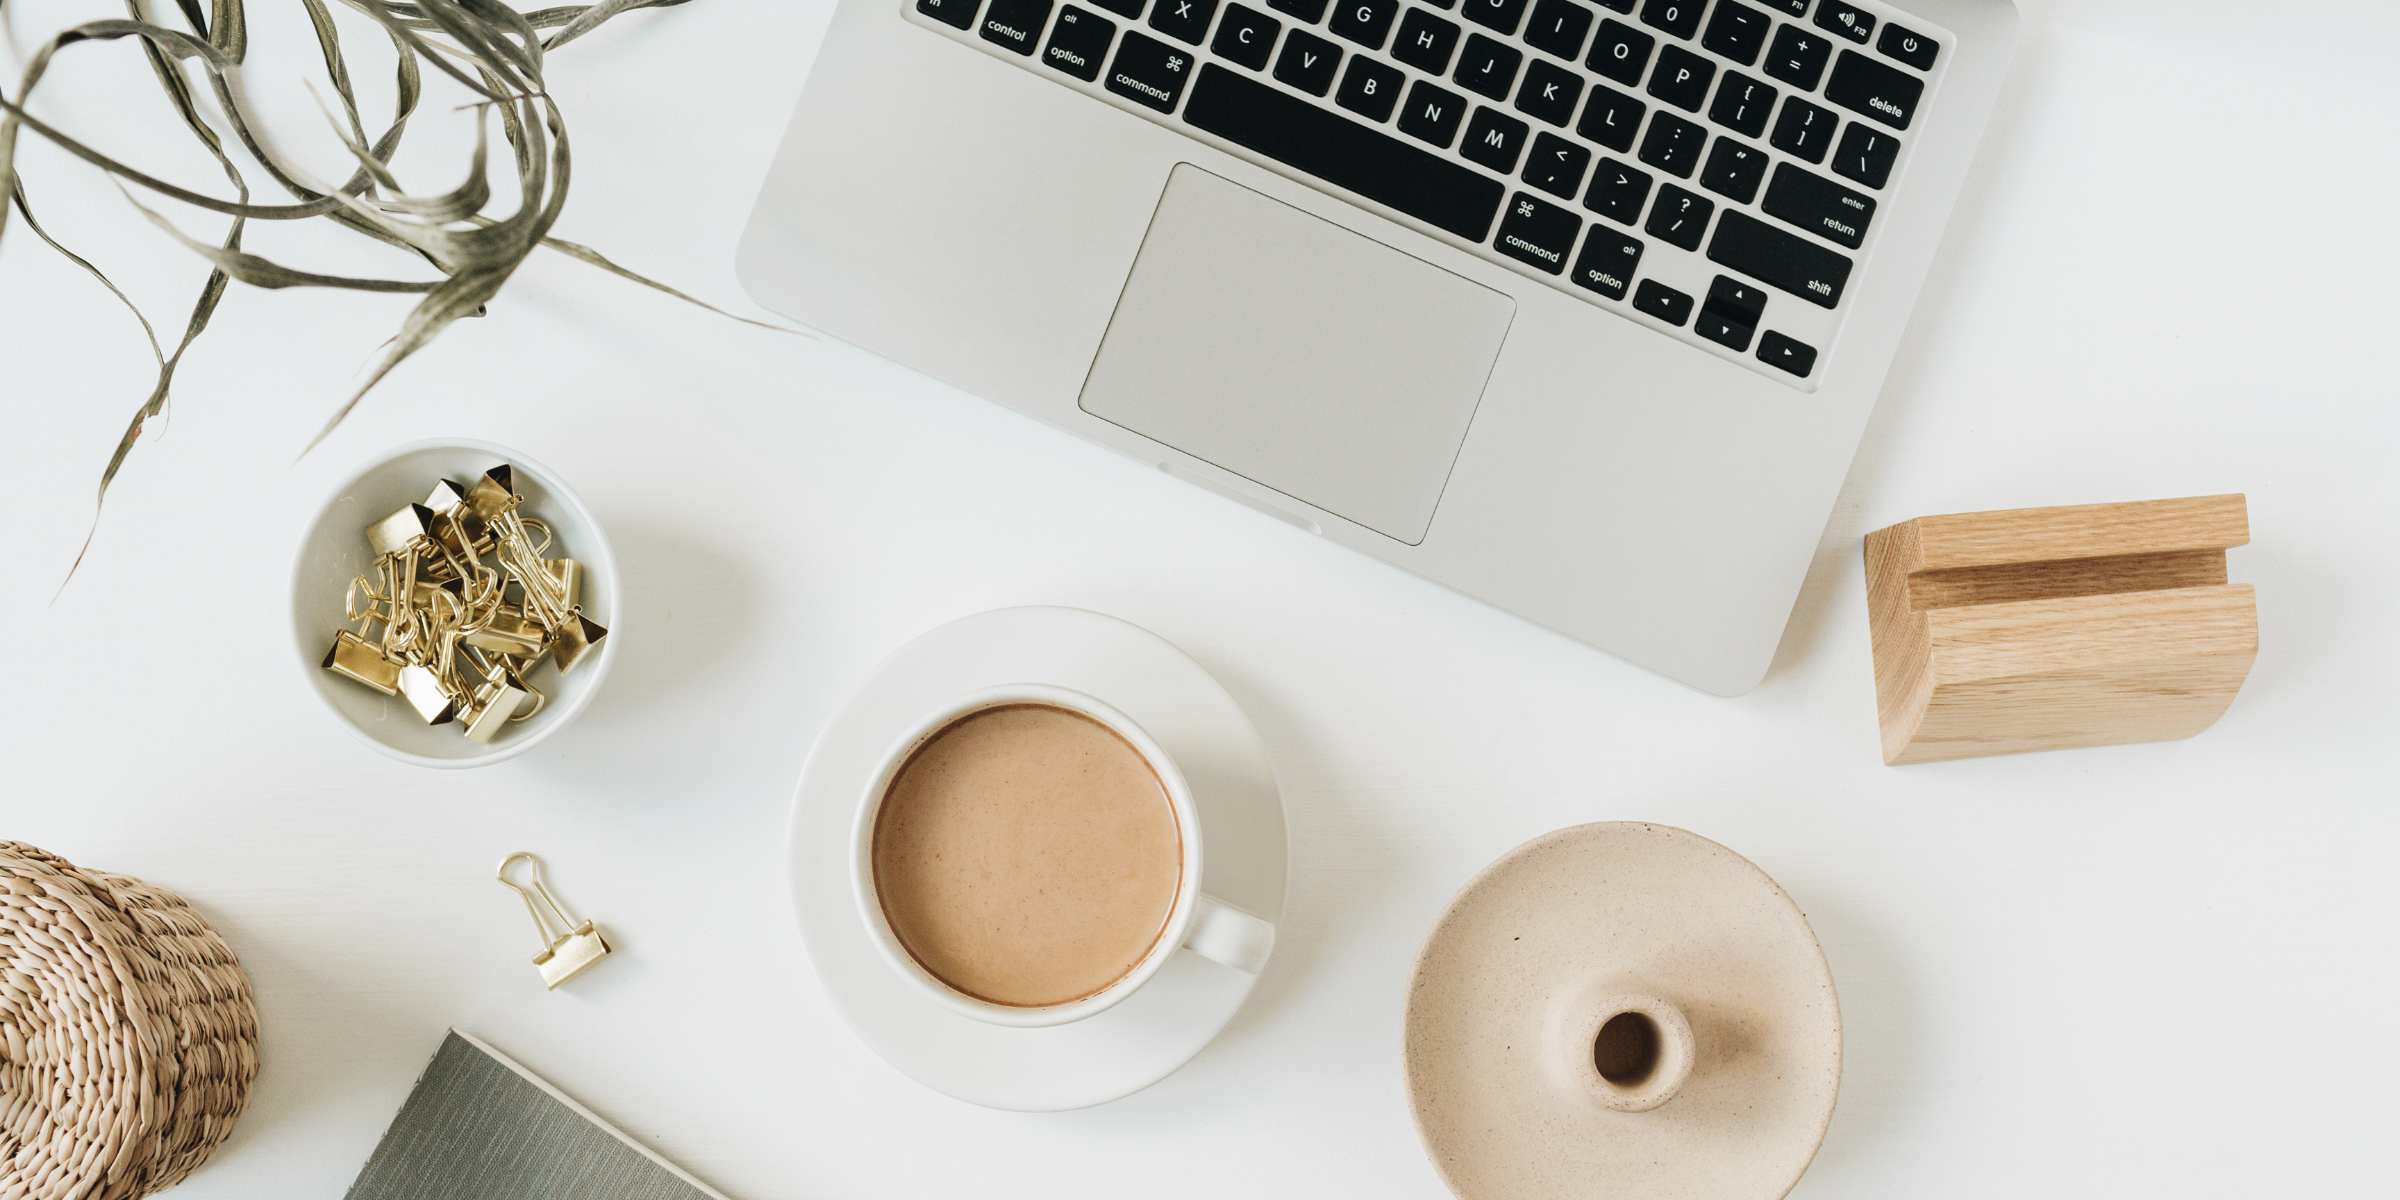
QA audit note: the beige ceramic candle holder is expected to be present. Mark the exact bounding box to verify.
[1864,494,2258,765]
[1404,823,1841,1200]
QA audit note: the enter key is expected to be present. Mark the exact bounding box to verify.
[1761,162,1875,250]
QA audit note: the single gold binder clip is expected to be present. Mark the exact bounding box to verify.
[497,852,611,989]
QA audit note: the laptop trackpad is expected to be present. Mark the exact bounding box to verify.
[1079,165,1515,545]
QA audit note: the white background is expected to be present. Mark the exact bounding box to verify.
[3,0,2395,1196]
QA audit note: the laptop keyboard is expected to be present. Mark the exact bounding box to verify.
[908,0,1952,390]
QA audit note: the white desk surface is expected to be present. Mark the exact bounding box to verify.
[3,0,2394,1195]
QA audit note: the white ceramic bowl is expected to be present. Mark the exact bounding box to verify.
[290,439,620,768]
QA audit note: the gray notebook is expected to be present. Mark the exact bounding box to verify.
[345,1031,731,1200]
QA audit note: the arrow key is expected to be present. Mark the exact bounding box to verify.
[1757,329,1817,377]
[1704,275,1767,326]
[1521,132,1591,200]
[1633,278,1693,326]
[1697,309,1754,353]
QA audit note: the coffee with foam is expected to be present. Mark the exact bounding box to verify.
[871,703,1183,1008]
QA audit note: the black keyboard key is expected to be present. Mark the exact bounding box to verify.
[1267,0,1327,21]
[1515,58,1584,126]
[1274,28,1343,94]
[1210,3,1279,68]
[981,0,1053,53]
[1576,85,1645,151]
[1393,9,1462,73]
[1587,19,1654,86]
[1042,5,1116,78]
[919,0,980,31]
[1769,96,1836,163]
[1762,24,1831,90]
[1463,107,1532,172]
[1696,309,1753,352]
[1814,0,1872,44]
[1524,0,1595,61]
[1570,225,1643,298]
[1397,78,1470,146]
[1699,138,1768,203]
[1462,0,1530,36]
[1832,121,1900,188]
[1762,161,1873,247]
[1708,71,1776,137]
[1647,45,1714,112]
[1329,0,1400,49]
[1581,156,1650,223]
[1633,278,1693,325]
[1825,50,1922,129]
[1185,65,1505,238]
[1757,329,1817,377]
[1644,182,1712,250]
[1522,132,1591,198]
[1700,275,1766,354]
[1336,55,1405,119]
[1760,0,1805,13]
[1147,0,1218,45]
[1637,0,1700,40]
[1455,35,1523,100]
[1495,191,1580,274]
[1594,0,1631,10]
[1878,22,1938,71]
[1707,209,1852,306]
[1700,0,1770,65]
[1107,31,1196,109]
[1636,110,1705,177]
[1704,275,1767,324]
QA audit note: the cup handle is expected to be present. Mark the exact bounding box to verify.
[1182,894,1276,974]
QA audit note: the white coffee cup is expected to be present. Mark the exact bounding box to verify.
[852,683,1275,1028]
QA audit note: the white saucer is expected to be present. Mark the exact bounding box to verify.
[787,607,1289,1111]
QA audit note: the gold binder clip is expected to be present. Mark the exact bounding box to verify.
[497,852,611,989]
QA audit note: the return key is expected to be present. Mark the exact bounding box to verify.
[1760,163,1875,250]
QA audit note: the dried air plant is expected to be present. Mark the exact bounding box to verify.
[0,0,795,583]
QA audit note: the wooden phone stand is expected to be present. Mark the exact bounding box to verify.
[1864,495,2257,765]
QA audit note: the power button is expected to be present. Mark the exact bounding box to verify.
[1877,22,1939,71]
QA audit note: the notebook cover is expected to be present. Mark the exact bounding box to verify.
[343,1030,733,1200]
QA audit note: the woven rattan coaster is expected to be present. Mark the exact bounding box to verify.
[0,842,260,1200]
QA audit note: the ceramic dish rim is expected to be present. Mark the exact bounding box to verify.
[287,436,621,769]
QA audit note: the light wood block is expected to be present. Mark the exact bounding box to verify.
[1864,495,2257,765]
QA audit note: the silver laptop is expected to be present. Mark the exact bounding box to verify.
[737,0,2018,695]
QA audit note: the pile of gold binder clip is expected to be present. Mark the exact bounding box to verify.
[321,464,607,744]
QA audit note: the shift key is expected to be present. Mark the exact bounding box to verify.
[1707,210,1851,308]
